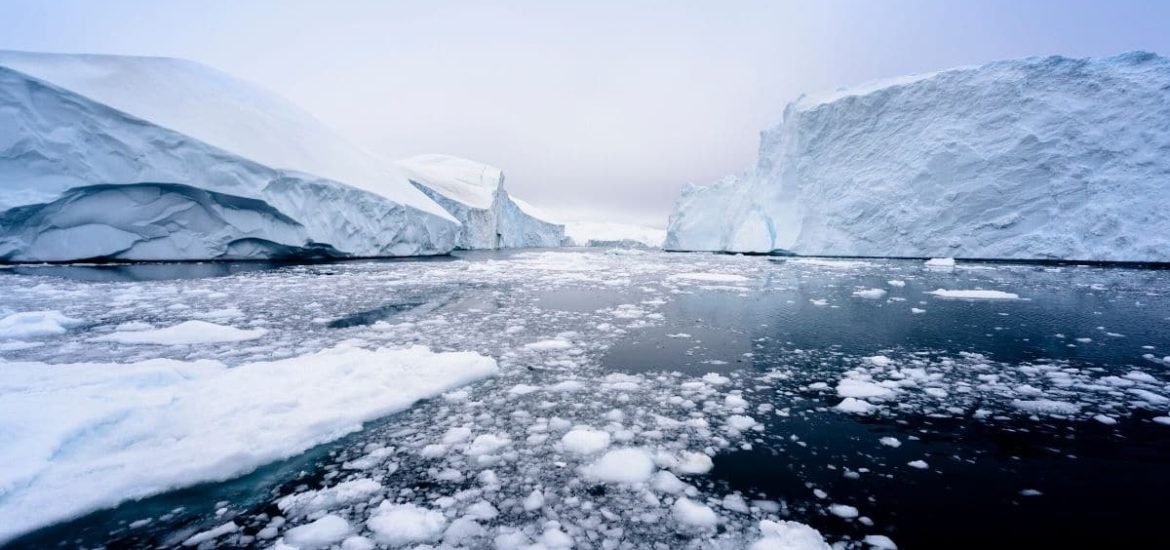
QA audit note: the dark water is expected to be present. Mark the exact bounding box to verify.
[598,264,1170,548]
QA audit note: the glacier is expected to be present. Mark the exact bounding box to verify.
[0,51,459,261]
[666,52,1170,262]
[398,154,565,249]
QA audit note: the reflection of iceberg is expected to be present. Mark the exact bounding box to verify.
[0,51,459,261]
[667,53,1170,262]
[398,154,565,249]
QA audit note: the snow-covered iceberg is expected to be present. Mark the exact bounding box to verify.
[398,154,565,249]
[0,50,460,261]
[666,52,1170,262]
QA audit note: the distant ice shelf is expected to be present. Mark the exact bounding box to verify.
[666,52,1170,262]
[563,221,666,249]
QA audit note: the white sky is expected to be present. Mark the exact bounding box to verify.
[3,0,1169,226]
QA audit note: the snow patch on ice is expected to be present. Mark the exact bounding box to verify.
[91,320,267,345]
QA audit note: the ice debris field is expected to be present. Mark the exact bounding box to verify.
[1,250,1169,548]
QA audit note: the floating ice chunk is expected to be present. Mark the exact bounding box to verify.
[524,338,573,351]
[602,373,641,391]
[523,489,545,511]
[549,417,573,432]
[0,341,42,351]
[366,502,447,546]
[1093,415,1118,425]
[703,373,731,385]
[726,415,758,432]
[829,504,859,519]
[441,516,486,546]
[182,521,238,546]
[278,479,382,516]
[863,534,898,549]
[1125,371,1157,384]
[1019,489,1043,497]
[561,428,612,455]
[669,273,750,283]
[924,387,948,399]
[652,471,688,494]
[610,304,646,319]
[750,520,830,550]
[433,468,463,482]
[790,259,874,269]
[925,258,955,268]
[1129,388,1168,405]
[580,448,655,484]
[837,379,894,399]
[465,434,512,456]
[879,437,902,448]
[672,497,719,527]
[0,344,494,543]
[907,460,929,469]
[726,394,750,409]
[443,389,470,402]
[910,308,926,314]
[867,356,893,367]
[722,493,750,513]
[92,320,267,345]
[547,380,585,392]
[493,530,532,549]
[1011,399,1081,416]
[809,299,829,306]
[536,522,574,549]
[852,288,887,299]
[420,444,448,458]
[114,321,154,332]
[507,384,541,396]
[887,280,906,288]
[0,311,81,339]
[442,427,473,445]
[836,398,878,415]
[342,446,394,470]
[927,289,1020,300]
[672,451,715,475]
[466,501,499,520]
[284,514,352,549]
[340,536,375,550]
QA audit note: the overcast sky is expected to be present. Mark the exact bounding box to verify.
[3,0,1169,226]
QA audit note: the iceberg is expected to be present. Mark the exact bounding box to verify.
[666,52,1170,262]
[398,154,565,249]
[0,50,459,261]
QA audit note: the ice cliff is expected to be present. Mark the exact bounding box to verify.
[0,51,459,261]
[398,154,565,249]
[666,52,1170,262]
